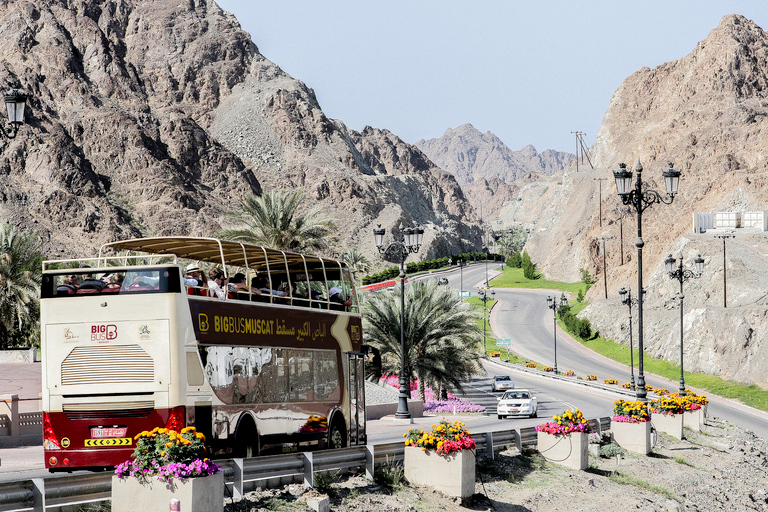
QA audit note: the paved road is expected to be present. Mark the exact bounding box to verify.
[447,263,768,440]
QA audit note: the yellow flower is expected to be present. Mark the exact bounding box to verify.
[165,442,172,448]
[160,451,166,456]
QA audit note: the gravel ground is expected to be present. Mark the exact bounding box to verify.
[365,381,401,405]
[224,415,768,512]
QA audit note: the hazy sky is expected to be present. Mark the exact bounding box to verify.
[215,1,768,154]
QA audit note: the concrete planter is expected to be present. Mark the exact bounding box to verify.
[684,408,703,431]
[536,431,588,470]
[111,472,224,512]
[611,420,651,455]
[652,412,684,440]
[404,446,475,498]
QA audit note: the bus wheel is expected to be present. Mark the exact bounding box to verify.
[328,417,347,450]
[235,421,259,458]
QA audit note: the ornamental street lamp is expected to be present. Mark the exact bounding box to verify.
[546,294,568,374]
[618,287,645,391]
[478,288,495,354]
[614,160,680,401]
[0,85,27,139]
[665,253,704,395]
[373,223,424,420]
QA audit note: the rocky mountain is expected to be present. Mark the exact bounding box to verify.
[520,14,768,387]
[415,123,573,187]
[0,0,480,261]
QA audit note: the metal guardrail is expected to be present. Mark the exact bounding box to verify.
[0,419,611,511]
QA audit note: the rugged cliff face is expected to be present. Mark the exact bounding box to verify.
[415,123,573,187]
[0,0,480,260]
[521,14,768,387]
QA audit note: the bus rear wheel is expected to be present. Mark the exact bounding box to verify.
[328,417,347,450]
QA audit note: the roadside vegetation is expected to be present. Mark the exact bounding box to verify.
[362,279,483,401]
[0,222,43,349]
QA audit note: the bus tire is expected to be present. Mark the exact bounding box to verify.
[328,416,347,450]
[234,419,259,458]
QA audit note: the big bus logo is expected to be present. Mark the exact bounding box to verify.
[198,314,209,333]
[91,324,118,342]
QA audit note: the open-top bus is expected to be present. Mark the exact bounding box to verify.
[40,237,366,470]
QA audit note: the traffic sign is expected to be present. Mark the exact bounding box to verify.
[459,290,471,298]
[496,338,512,347]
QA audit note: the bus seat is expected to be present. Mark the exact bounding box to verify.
[56,284,76,295]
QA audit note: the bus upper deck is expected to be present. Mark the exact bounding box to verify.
[41,237,359,312]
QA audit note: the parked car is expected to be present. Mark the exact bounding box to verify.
[496,389,538,419]
[436,277,449,285]
[491,374,514,392]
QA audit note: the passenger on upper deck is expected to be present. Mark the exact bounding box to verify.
[185,264,203,287]
[329,287,352,311]
[227,273,249,293]
[207,268,228,299]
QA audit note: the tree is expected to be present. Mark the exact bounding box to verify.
[342,247,372,282]
[498,226,527,257]
[522,251,539,280]
[0,222,43,349]
[217,190,337,253]
[362,280,483,401]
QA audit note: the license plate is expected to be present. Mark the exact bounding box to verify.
[511,408,519,412]
[90,427,127,438]
[85,438,132,447]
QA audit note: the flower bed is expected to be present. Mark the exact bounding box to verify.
[543,366,554,372]
[650,395,688,415]
[405,418,476,455]
[654,387,670,396]
[622,382,632,389]
[535,408,591,435]
[603,378,619,385]
[564,370,576,377]
[115,427,221,484]
[423,398,486,414]
[585,374,597,381]
[612,399,649,423]
[380,375,486,414]
[488,351,500,358]
[525,362,537,368]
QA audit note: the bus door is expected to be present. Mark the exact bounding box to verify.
[345,352,366,445]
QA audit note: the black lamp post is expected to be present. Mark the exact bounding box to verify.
[0,86,27,139]
[618,287,645,391]
[546,294,568,374]
[373,222,424,420]
[613,160,681,401]
[664,253,704,395]
[478,288,495,354]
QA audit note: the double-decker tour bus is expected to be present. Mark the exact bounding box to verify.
[40,237,366,470]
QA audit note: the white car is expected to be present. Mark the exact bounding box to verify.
[497,389,538,419]
[491,374,514,392]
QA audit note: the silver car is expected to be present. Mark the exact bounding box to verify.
[491,375,514,392]
[497,389,538,419]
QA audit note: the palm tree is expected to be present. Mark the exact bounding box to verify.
[342,247,371,282]
[363,279,482,401]
[0,222,43,349]
[218,190,337,253]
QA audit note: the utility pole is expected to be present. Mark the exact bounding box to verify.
[593,177,607,227]
[714,231,735,308]
[571,131,594,171]
[596,236,613,299]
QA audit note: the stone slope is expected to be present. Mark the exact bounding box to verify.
[415,123,573,187]
[521,14,768,387]
[0,0,481,260]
